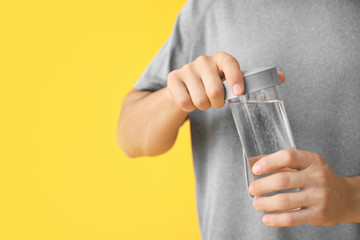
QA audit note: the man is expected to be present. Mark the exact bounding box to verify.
[117,0,360,239]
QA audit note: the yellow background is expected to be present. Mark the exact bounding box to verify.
[0,0,200,239]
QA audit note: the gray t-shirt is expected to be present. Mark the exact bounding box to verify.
[134,0,360,239]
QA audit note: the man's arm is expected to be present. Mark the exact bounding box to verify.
[117,52,286,158]
[117,87,188,158]
[117,52,252,158]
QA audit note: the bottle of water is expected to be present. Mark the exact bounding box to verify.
[223,67,298,203]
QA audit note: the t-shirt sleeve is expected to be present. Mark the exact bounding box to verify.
[133,0,206,92]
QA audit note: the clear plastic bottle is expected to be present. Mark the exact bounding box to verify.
[223,67,298,202]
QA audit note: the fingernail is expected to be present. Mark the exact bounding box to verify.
[263,215,269,224]
[252,164,261,175]
[232,83,242,95]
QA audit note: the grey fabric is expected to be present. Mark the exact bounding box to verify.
[133,0,360,239]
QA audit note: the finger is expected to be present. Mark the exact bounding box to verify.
[249,171,307,196]
[167,70,196,112]
[253,191,311,212]
[252,150,313,175]
[262,208,309,227]
[181,65,211,111]
[278,71,285,83]
[214,51,244,96]
[193,56,225,109]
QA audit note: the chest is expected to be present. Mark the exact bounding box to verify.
[189,0,360,174]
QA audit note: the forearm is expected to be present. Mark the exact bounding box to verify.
[117,87,188,158]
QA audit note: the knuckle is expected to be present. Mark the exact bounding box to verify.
[278,173,290,188]
[182,63,194,72]
[317,189,330,203]
[280,150,295,164]
[221,54,237,65]
[278,150,288,160]
[195,55,210,65]
[284,215,296,226]
[167,70,180,83]
[193,97,210,109]
[177,96,192,109]
[215,51,227,58]
[212,100,225,109]
[314,153,326,166]
[315,171,328,185]
[278,195,290,208]
[215,51,236,63]
[207,87,223,99]
[313,152,322,160]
